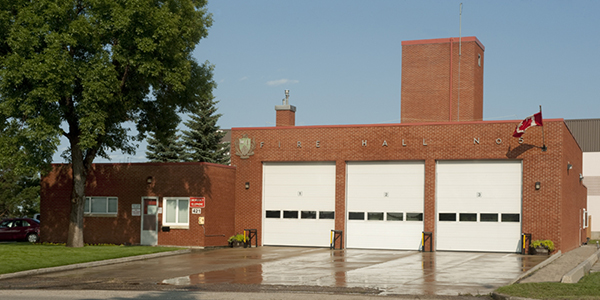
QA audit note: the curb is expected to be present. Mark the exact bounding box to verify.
[491,292,535,300]
[561,248,600,283]
[508,250,562,285]
[0,248,191,280]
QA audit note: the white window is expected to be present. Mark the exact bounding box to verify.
[84,197,118,215]
[162,198,189,228]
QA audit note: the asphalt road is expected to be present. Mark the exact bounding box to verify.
[0,289,485,300]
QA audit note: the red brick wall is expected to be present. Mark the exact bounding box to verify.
[231,119,586,252]
[276,109,296,127]
[40,162,236,247]
[401,37,484,123]
[560,124,587,252]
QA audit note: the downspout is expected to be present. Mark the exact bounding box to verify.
[449,38,453,122]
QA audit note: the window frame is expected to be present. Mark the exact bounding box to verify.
[438,213,457,222]
[386,212,403,221]
[265,210,281,219]
[319,211,335,220]
[162,197,190,229]
[84,196,118,216]
[406,212,423,221]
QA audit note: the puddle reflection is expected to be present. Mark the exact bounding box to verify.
[163,264,263,285]
[161,248,547,296]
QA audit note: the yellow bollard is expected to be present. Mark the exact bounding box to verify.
[330,231,333,245]
[244,231,247,243]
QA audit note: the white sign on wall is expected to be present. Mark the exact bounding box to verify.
[131,204,141,216]
[192,208,202,214]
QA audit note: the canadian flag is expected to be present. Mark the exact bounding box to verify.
[513,112,543,138]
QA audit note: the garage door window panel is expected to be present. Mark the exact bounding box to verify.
[480,213,499,222]
[349,212,365,220]
[406,213,423,221]
[459,213,477,222]
[439,213,457,221]
[386,212,403,221]
[301,211,317,219]
[163,198,189,228]
[367,212,384,221]
[266,210,281,218]
[319,211,335,219]
[283,211,298,219]
[501,213,520,222]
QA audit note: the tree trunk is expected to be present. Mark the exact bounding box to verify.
[66,143,87,248]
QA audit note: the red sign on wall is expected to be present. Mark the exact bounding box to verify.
[190,197,205,208]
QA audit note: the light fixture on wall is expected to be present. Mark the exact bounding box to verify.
[245,182,250,190]
[146,176,153,184]
[567,163,573,170]
[535,182,541,190]
[580,174,584,181]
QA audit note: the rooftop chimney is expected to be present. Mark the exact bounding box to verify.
[275,90,296,126]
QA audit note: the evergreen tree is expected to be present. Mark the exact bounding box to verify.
[145,132,187,163]
[182,99,230,165]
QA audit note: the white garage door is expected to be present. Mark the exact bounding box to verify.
[346,161,425,250]
[436,160,522,252]
[263,162,336,247]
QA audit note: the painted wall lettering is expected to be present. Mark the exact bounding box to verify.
[316,141,320,148]
[297,141,301,148]
[382,140,388,147]
[474,138,480,144]
[362,140,367,147]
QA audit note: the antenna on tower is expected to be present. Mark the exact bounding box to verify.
[459,3,462,56]
[457,3,463,121]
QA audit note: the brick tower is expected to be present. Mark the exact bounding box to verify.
[401,37,485,123]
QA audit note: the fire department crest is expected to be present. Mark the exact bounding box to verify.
[235,134,256,159]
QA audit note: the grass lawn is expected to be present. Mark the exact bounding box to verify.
[496,272,600,299]
[0,242,182,275]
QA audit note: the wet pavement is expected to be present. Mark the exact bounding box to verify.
[0,247,546,297]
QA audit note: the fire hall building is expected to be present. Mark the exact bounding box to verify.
[41,37,588,253]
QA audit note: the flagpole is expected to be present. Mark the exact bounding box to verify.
[540,105,547,152]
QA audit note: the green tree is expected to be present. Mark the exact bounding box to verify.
[182,98,230,165]
[0,119,54,218]
[0,0,215,247]
[145,131,188,162]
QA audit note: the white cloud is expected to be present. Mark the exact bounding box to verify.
[266,78,299,86]
[239,76,248,81]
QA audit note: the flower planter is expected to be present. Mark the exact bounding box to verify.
[532,246,549,255]
[230,240,245,248]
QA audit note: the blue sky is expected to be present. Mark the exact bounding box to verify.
[54,0,600,163]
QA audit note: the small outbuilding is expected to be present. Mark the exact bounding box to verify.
[41,162,236,247]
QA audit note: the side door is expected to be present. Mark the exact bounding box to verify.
[141,197,158,245]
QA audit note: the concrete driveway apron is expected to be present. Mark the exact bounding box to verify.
[29,247,546,296]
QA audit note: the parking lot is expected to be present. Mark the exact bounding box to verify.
[0,246,547,296]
